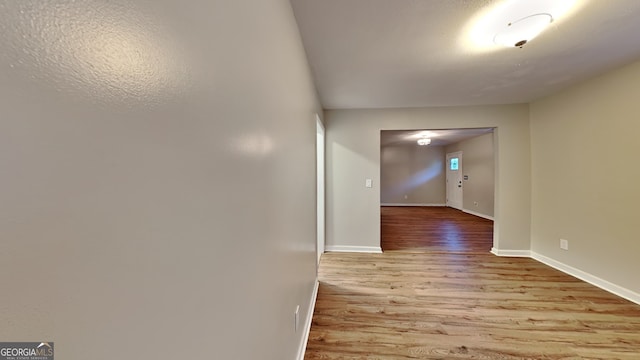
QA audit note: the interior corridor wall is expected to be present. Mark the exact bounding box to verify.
[530,59,640,295]
[325,105,530,252]
[0,0,321,359]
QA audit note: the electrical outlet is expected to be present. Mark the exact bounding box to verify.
[473,201,478,206]
[560,239,569,251]
[294,305,300,332]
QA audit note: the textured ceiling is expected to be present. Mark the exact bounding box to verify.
[291,0,640,109]
[381,128,493,147]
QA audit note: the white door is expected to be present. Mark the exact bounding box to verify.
[446,151,463,210]
[316,115,325,265]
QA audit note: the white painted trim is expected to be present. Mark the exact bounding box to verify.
[462,208,494,221]
[490,248,531,257]
[491,248,640,305]
[316,114,325,266]
[296,280,319,360]
[531,252,640,306]
[381,203,446,207]
[325,245,383,253]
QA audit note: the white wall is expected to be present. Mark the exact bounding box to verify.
[446,132,495,218]
[530,60,640,295]
[380,144,446,205]
[0,1,320,359]
[325,105,530,252]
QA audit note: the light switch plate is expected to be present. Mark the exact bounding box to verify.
[365,179,372,188]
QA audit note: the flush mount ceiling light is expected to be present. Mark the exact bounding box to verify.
[417,138,432,146]
[462,0,582,52]
[493,13,554,48]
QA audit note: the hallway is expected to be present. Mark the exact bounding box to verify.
[305,207,640,359]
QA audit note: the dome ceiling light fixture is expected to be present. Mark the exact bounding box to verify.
[493,13,554,48]
[417,138,432,146]
[461,0,582,53]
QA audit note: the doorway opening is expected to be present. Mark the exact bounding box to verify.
[380,128,495,253]
[316,114,325,266]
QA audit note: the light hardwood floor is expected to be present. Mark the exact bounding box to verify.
[305,207,640,359]
[381,206,493,253]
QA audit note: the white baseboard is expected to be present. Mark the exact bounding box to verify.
[296,280,319,360]
[531,252,640,306]
[490,248,532,257]
[462,208,494,221]
[325,245,383,253]
[491,248,640,305]
[381,203,445,207]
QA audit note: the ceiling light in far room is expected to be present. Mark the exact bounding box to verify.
[493,13,553,48]
[417,138,432,146]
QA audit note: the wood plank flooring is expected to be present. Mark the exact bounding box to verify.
[381,206,493,253]
[305,207,640,359]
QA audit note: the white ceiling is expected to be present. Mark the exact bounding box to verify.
[291,0,640,109]
[381,128,493,147]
